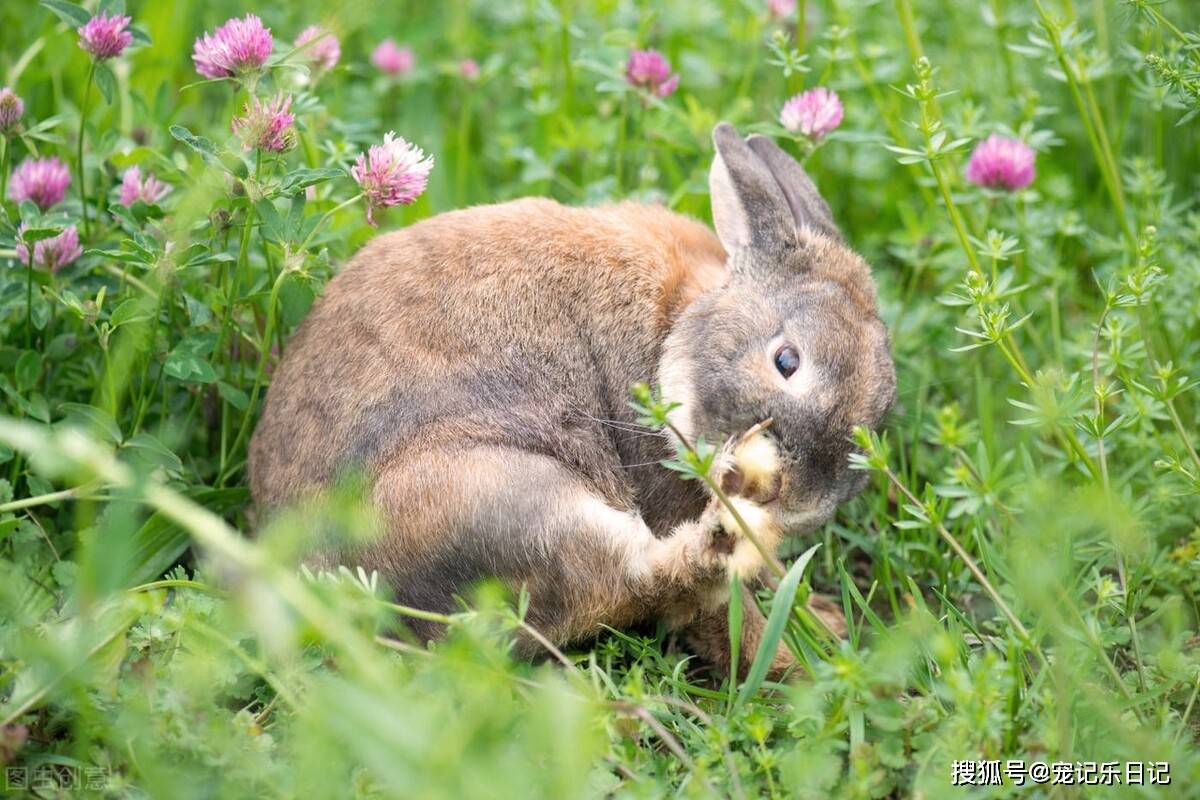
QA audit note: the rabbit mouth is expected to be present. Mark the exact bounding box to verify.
[777,498,839,535]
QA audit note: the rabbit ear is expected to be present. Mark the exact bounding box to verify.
[745,134,842,242]
[709,122,796,253]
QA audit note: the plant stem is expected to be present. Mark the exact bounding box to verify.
[76,61,96,239]
[879,461,1039,652]
[1032,0,1135,250]
[455,93,472,204]
[1090,304,1148,691]
[0,481,100,513]
[916,94,982,275]
[1176,673,1200,745]
[990,0,1019,99]
[297,193,363,253]
[930,160,980,273]
[25,247,35,349]
[663,420,787,579]
[796,0,806,53]
[1134,312,1200,473]
[129,578,226,596]
[894,0,924,61]
[1145,5,1188,45]
[220,203,257,358]
[220,269,288,486]
[217,199,257,476]
[1090,306,1113,487]
[615,94,627,193]
[995,335,1102,481]
[1056,587,1141,716]
[0,136,10,207]
[383,600,458,627]
[828,0,936,210]
[558,0,574,120]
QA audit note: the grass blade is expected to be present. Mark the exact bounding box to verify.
[734,543,821,711]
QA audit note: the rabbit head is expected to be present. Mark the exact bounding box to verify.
[659,123,896,535]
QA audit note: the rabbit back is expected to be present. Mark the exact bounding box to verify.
[249,197,726,524]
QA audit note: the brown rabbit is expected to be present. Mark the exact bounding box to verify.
[248,123,895,676]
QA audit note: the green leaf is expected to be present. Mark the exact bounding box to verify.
[107,147,159,169]
[182,244,235,268]
[39,0,91,27]
[18,200,41,224]
[108,297,152,328]
[20,226,64,244]
[279,274,315,328]
[169,125,229,172]
[17,391,51,423]
[183,293,214,327]
[0,596,144,727]
[169,125,217,156]
[727,575,743,708]
[58,402,123,444]
[0,518,19,545]
[94,63,116,105]
[15,351,43,391]
[734,543,821,711]
[217,381,249,411]
[277,167,346,196]
[127,487,247,585]
[120,432,184,477]
[255,198,286,243]
[286,193,307,240]
[164,334,218,384]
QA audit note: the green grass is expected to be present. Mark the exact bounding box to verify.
[2,0,1199,797]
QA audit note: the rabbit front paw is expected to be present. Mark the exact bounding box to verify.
[716,496,781,580]
[719,425,782,504]
[652,493,782,591]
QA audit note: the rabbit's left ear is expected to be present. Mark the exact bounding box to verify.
[709,122,797,253]
[745,134,842,243]
[709,123,842,255]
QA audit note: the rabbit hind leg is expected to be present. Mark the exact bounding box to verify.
[365,446,739,648]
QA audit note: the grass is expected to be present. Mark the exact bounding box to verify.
[1,0,1199,797]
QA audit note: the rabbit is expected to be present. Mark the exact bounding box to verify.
[248,122,896,677]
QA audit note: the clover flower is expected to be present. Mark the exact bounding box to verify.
[351,132,433,226]
[0,87,23,135]
[459,58,480,82]
[16,224,82,272]
[231,94,297,153]
[768,0,797,18]
[193,14,274,80]
[118,166,170,206]
[78,12,133,60]
[625,49,679,98]
[295,25,340,74]
[372,40,414,76]
[780,87,843,141]
[964,134,1036,191]
[9,157,71,210]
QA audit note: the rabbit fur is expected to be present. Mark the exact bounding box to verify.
[249,123,896,676]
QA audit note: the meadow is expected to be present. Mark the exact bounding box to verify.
[1,0,1199,797]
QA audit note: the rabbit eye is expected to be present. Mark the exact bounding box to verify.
[774,344,801,379]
